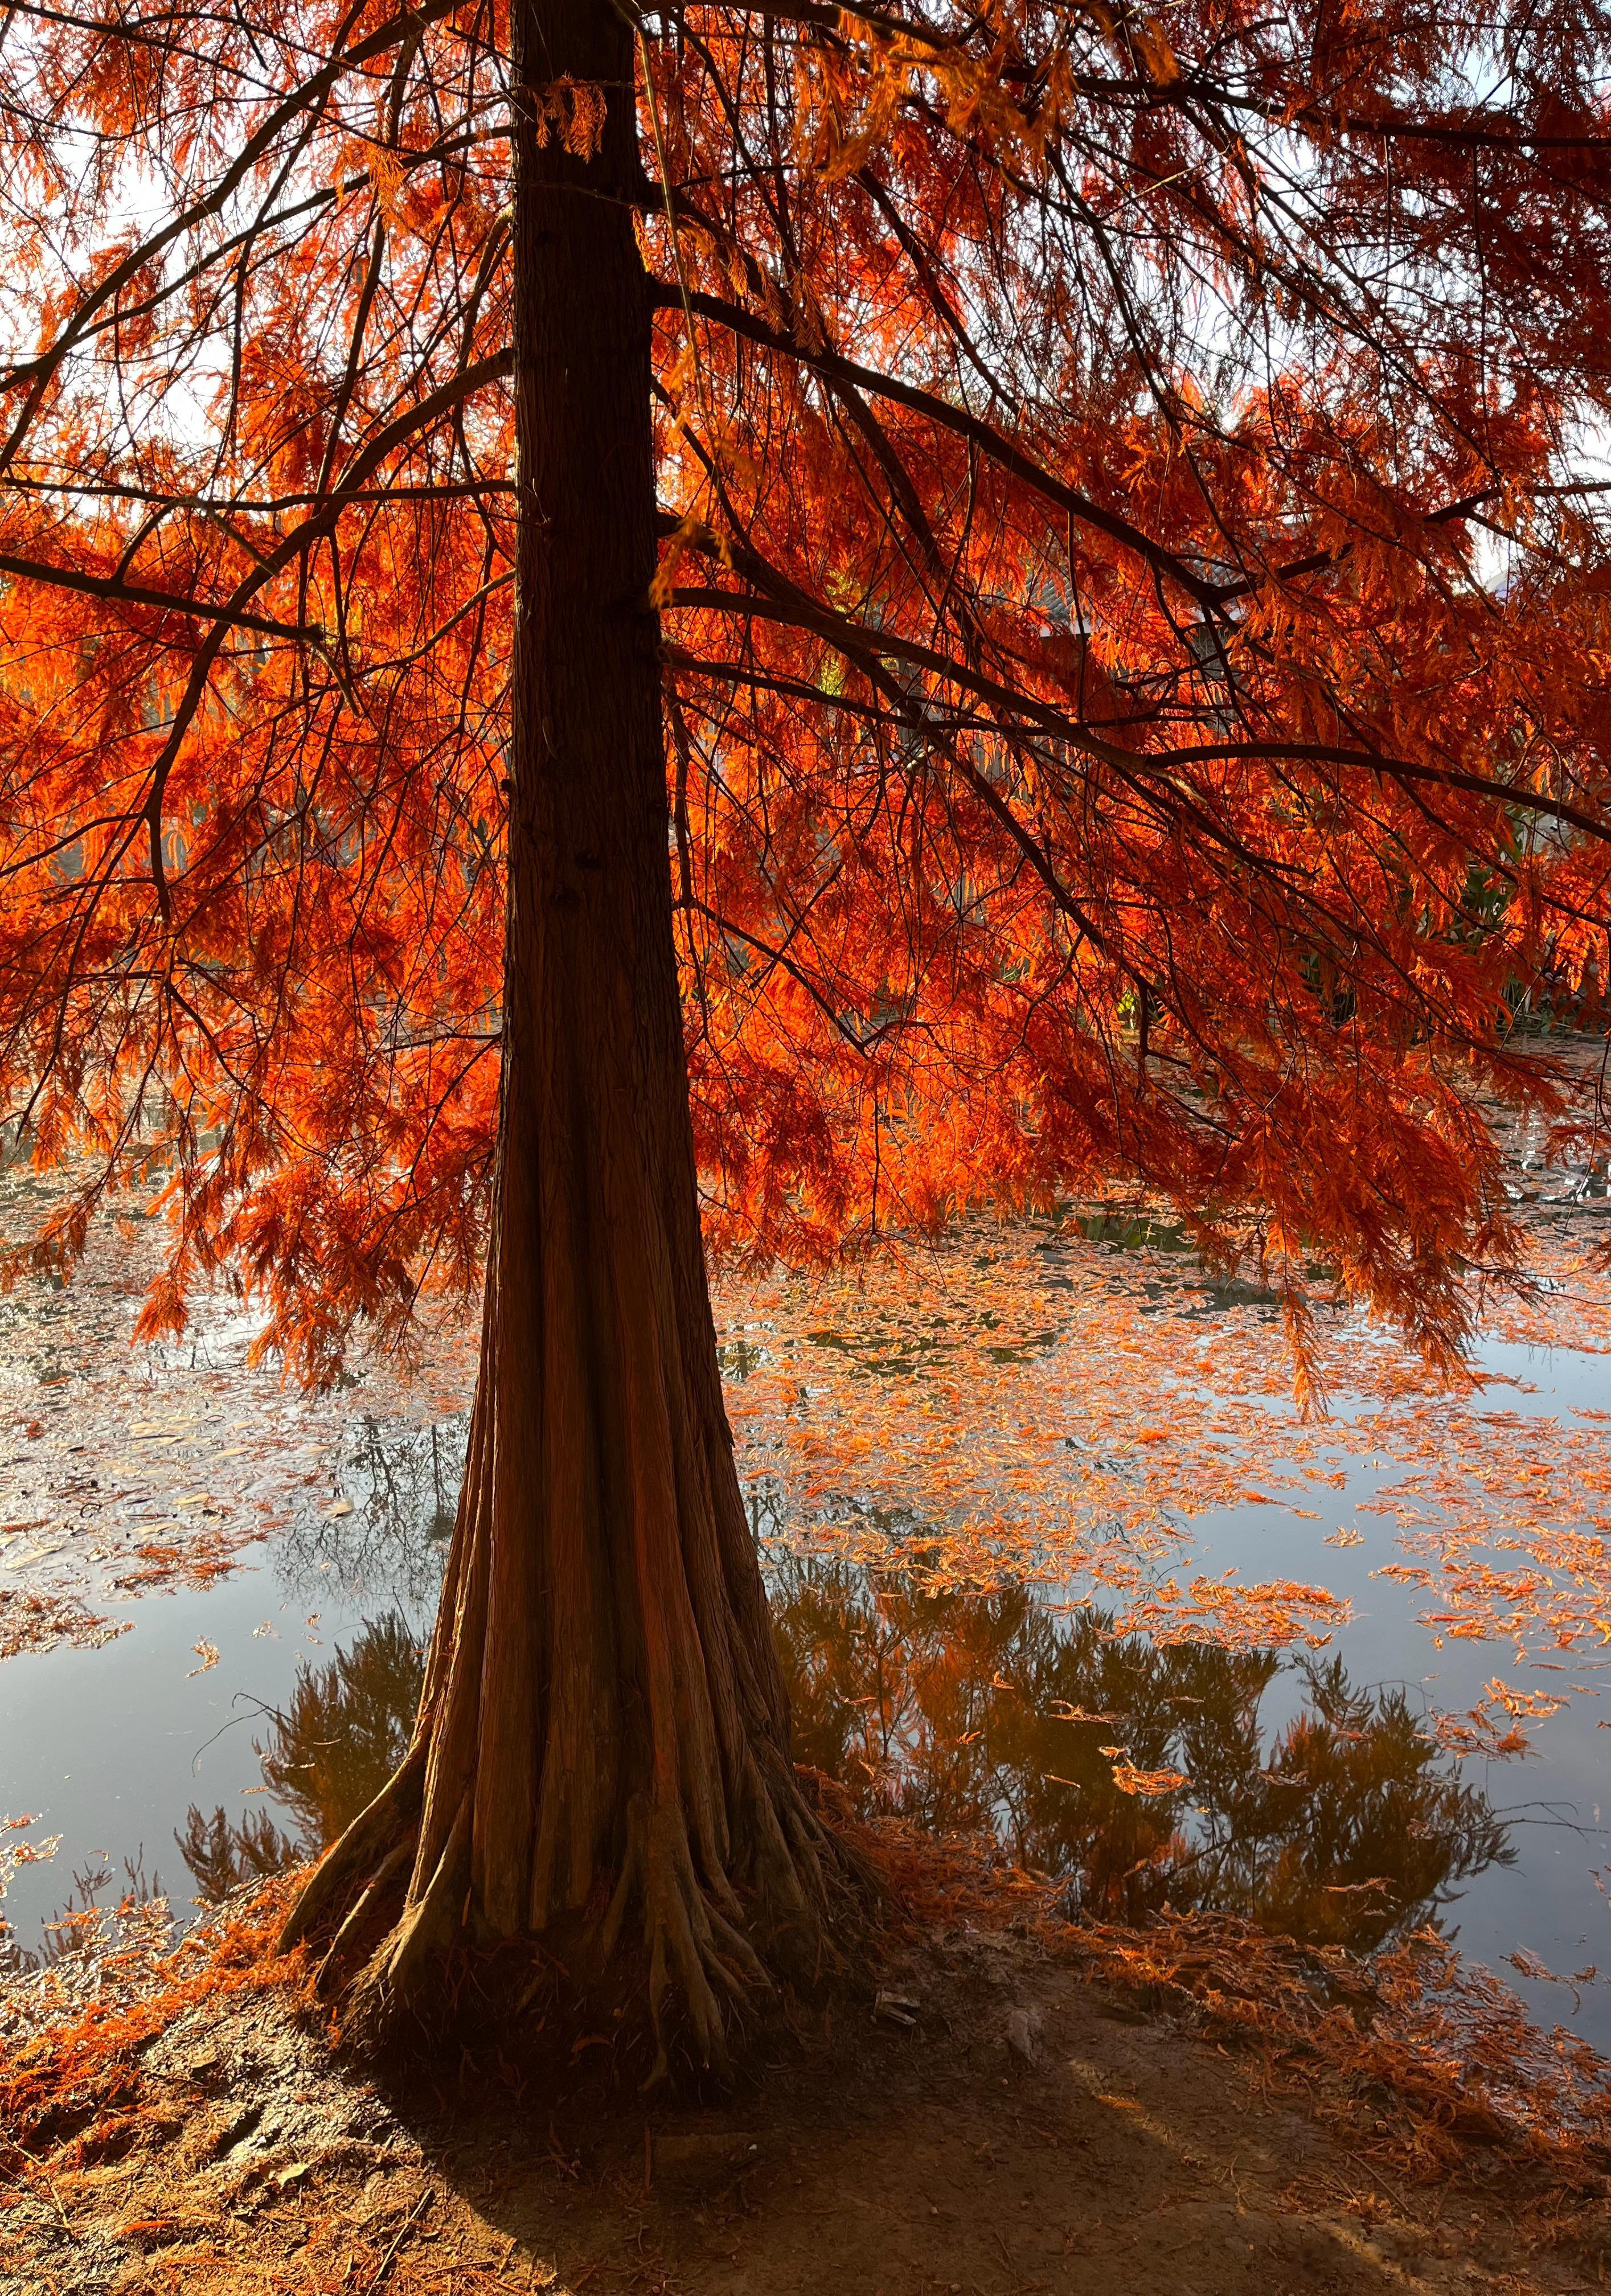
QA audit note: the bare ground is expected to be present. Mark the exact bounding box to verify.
[2,1896,1605,2296]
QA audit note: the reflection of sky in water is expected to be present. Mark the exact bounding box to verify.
[0,1175,1606,2045]
[1132,1343,1607,2033]
[0,1410,457,1965]
[736,1306,1608,2036]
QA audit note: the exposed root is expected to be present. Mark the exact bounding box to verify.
[319,1833,416,1986]
[275,1759,877,2083]
[277,1744,424,1958]
[601,1793,773,2086]
[331,1799,473,2050]
[386,1799,473,2002]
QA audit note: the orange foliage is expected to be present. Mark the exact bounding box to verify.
[0,1876,304,2144]
[0,0,1600,1370]
[1070,1910,1610,2195]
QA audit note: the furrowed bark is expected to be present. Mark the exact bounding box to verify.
[278,0,858,2077]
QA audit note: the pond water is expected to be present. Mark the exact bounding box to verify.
[1,1140,1606,2049]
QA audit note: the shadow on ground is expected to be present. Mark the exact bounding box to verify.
[1,1915,1596,2296]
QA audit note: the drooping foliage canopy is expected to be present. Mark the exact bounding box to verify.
[0,0,1605,1376]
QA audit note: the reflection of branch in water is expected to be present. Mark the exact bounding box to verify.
[273,1411,466,1612]
[174,1806,296,1903]
[769,1557,1513,1955]
[1,1853,169,1978]
[179,1612,425,1902]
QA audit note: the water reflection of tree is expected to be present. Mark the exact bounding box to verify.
[181,1566,1511,1954]
[178,1612,423,1901]
[271,1411,465,1613]
[771,1559,1512,1952]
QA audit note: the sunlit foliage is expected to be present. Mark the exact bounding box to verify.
[0,0,1602,1375]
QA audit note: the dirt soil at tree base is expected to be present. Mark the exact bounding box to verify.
[3,1905,1604,2296]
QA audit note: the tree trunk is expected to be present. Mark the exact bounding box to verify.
[279,0,855,2077]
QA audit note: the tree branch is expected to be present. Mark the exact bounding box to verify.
[0,552,321,641]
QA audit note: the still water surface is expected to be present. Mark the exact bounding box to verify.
[1,1175,1605,2045]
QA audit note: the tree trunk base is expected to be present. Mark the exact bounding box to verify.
[280,1760,875,2086]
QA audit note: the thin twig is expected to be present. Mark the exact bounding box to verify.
[369,2186,433,2289]
[36,2174,76,2242]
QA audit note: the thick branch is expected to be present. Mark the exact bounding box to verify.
[0,551,321,641]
